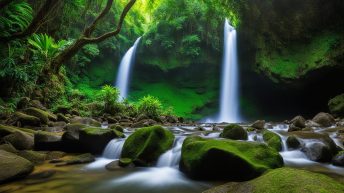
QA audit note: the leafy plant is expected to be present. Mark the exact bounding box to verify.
[98,85,123,114]
[28,34,64,60]
[137,95,163,118]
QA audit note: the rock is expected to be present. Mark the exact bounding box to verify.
[286,135,301,149]
[110,124,124,132]
[165,115,178,123]
[70,117,100,127]
[328,94,344,117]
[34,131,61,151]
[16,97,30,109]
[121,126,174,166]
[288,124,302,132]
[203,168,344,193]
[3,131,34,150]
[180,136,283,180]
[0,143,18,153]
[262,130,282,151]
[70,109,80,116]
[119,158,133,167]
[312,112,335,127]
[105,160,121,171]
[61,123,87,152]
[24,108,56,124]
[107,116,118,124]
[55,106,70,114]
[29,100,46,110]
[136,114,149,122]
[131,119,157,128]
[305,120,320,127]
[0,150,34,183]
[220,124,248,140]
[45,151,66,160]
[56,153,95,166]
[79,127,124,154]
[0,124,35,137]
[332,151,344,166]
[57,113,69,123]
[251,120,265,130]
[17,150,46,164]
[290,115,306,128]
[13,112,41,127]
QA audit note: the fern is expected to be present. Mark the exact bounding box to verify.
[28,34,62,59]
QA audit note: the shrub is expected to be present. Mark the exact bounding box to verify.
[98,85,123,114]
[137,95,162,118]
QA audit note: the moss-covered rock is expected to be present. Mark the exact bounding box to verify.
[110,124,124,132]
[70,117,100,127]
[3,131,34,150]
[0,150,34,183]
[312,112,335,127]
[203,168,344,193]
[0,124,35,137]
[34,131,62,151]
[24,107,56,125]
[329,94,344,117]
[17,150,46,165]
[262,130,282,151]
[332,151,344,166]
[290,115,306,128]
[286,135,301,149]
[220,124,248,140]
[79,127,124,154]
[57,113,69,123]
[180,136,283,180]
[14,112,41,127]
[119,158,133,167]
[0,143,18,153]
[121,126,174,166]
[251,120,265,130]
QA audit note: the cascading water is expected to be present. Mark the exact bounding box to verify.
[217,19,241,123]
[102,138,125,159]
[115,37,141,101]
[157,136,186,167]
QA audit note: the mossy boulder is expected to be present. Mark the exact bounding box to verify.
[286,135,301,149]
[0,143,18,153]
[110,124,124,132]
[57,113,69,123]
[0,150,34,183]
[70,117,101,127]
[17,150,46,165]
[290,115,306,128]
[14,112,40,127]
[180,136,283,180]
[119,158,133,167]
[262,130,282,151]
[79,127,124,154]
[121,126,174,166]
[251,120,265,130]
[203,168,344,193]
[0,124,35,137]
[24,108,56,125]
[312,112,335,127]
[220,124,248,140]
[34,131,62,151]
[328,94,344,117]
[3,131,34,150]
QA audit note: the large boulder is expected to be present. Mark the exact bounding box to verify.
[220,124,248,140]
[312,112,335,127]
[290,131,338,162]
[121,126,174,166]
[3,131,34,150]
[79,127,124,154]
[34,131,62,151]
[70,117,101,127]
[332,151,344,166]
[286,135,301,149]
[251,120,265,130]
[17,150,46,164]
[203,168,344,193]
[180,136,283,180]
[13,112,41,127]
[24,108,57,125]
[328,94,344,117]
[61,123,87,151]
[290,115,306,128]
[0,150,34,183]
[262,130,282,151]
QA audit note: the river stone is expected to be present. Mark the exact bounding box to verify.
[14,112,41,127]
[332,151,344,166]
[290,115,306,128]
[0,150,34,183]
[121,126,174,166]
[251,120,265,130]
[105,160,121,171]
[328,94,344,117]
[312,112,335,127]
[3,131,34,150]
[0,143,18,153]
[57,113,69,123]
[262,130,282,151]
[180,136,283,180]
[34,131,62,151]
[302,142,333,162]
[286,135,301,149]
[17,150,46,164]
[70,117,101,127]
[220,124,248,140]
[203,168,344,193]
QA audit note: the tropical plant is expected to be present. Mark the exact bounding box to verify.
[0,1,33,37]
[98,85,123,114]
[137,95,163,118]
[28,34,68,60]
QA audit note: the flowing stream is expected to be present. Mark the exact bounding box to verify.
[115,37,141,100]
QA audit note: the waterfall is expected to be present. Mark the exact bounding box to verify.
[217,19,241,123]
[115,37,141,101]
[156,136,185,167]
[102,138,125,159]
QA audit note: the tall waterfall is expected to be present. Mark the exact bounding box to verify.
[217,19,241,123]
[115,37,141,101]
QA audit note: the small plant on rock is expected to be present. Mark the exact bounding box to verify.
[137,95,162,119]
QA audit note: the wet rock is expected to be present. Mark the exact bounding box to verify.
[61,124,87,151]
[79,127,124,154]
[0,150,34,183]
[332,151,344,166]
[302,142,333,162]
[288,124,302,132]
[328,94,344,117]
[17,150,46,164]
[220,124,248,140]
[131,119,156,128]
[165,115,178,123]
[305,120,320,127]
[57,113,69,123]
[45,151,66,160]
[262,130,282,151]
[14,112,41,127]
[105,160,121,171]
[34,131,61,151]
[286,135,301,149]
[110,124,124,132]
[69,117,100,127]
[180,136,283,180]
[251,120,265,130]
[290,115,306,128]
[312,112,335,127]
[0,143,18,153]
[119,158,134,167]
[107,116,118,124]
[16,97,30,109]
[3,131,34,150]
[24,108,56,125]
[56,153,95,166]
[122,126,174,166]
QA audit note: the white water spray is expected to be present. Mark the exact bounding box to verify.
[217,19,241,123]
[115,37,141,100]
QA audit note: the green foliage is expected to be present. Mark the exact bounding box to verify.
[28,34,68,60]
[98,85,123,114]
[0,1,33,37]
[137,95,162,118]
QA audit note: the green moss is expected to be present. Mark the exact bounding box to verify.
[220,124,248,140]
[119,158,133,167]
[81,127,124,138]
[257,32,340,81]
[262,130,282,151]
[328,94,344,116]
[121,125,174,166]
[180,136,283,180]
[0,124,35,137]
[24,107,56,124]
[15,112,40,126]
